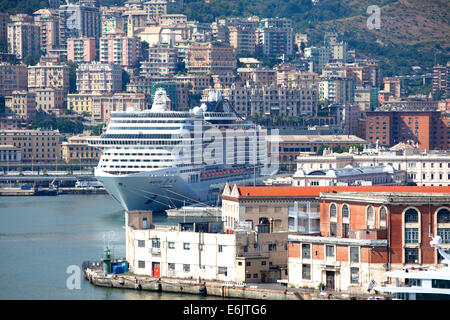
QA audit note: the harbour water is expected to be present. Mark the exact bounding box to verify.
[0,194,224,300]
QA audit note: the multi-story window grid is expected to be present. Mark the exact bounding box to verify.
[404,208,420,264]
[341,204,350,238]
[301,244,311,259]
[302,264,311,280]
[329,203,338,236]
[437,208,450,245]
[366,205,375,229]
[350,247,359,263]
[350,267,359,284]
[379,206,387,229]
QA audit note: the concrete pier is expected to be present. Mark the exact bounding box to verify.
[84,268,372,300]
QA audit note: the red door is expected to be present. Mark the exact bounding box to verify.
[152,262,160,277]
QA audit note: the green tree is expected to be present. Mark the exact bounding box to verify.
[67,61,78,94]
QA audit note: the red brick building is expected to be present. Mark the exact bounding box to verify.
[365,110,449,151]
[288,186,450,294]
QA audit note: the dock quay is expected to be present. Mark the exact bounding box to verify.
[166,206,222,218]
[83,268,373,300]
[0,187,107,196]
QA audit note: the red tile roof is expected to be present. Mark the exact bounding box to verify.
[233,186,450,198]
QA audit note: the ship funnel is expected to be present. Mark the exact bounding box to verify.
[150,88,169,112]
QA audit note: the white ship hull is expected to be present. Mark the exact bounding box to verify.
[96,167,260,212]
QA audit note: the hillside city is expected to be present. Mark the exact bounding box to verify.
[0,0,449,301]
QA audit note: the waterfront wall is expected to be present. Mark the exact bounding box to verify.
[84,269,370,300]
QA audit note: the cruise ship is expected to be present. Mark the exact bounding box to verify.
[88,89,277,212]
[374,236,450,300]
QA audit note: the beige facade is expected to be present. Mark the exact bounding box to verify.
[142,44,179,77]
[5,91,37,118]
[61,135,101,164]
[76,62,122,94]
[0,129,61,163]
[27,62,70,93]
[228,26,256,55]
[186,42,236,75]
[33,88,66,114]
[91,92,147,122]
[216,84,318,117]
[33,9,59,54]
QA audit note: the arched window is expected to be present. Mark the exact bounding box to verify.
[405,208,419,223]
[342,204,349,218]
[366,205,375,228]
[342,204,350,238]
[437,208,450,223]
[437,208,450,244]
[330,203,337,218]
[379,207,387,228]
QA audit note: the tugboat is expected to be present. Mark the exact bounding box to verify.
[34,182,59,196]
[374,236,450,300]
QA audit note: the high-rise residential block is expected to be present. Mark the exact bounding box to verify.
[67,37,97,63]
[58,3,101,48]
[141,43,178,77]
[228,26,256,55]
[99,33,141,68]
[33,9,60,54]
[7,21,41,60]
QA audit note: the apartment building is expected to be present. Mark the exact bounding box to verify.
[99,33,141,68]
[67,37,97,63]
[0,13,10,44]
[432,62,449,98]
[268,134,368,171]
[218,84,318,117]
[228,26,256,55]
[0,129,62,162]
[61,135,101,164]
[33,9,60,54]
[0,63,28,97]
[186,42,236,75]
[141,44,179,77]
[7,21,41,60]
[288,187,450,293]
[58,3,101,47]
[365,110,449,150]
[34,88,66,114]
[27,62,70,93]
[76,62,122,94]
[319,76,354,105]
[296,144,450,186]
[5,91,37,118]
[237,68,276,87]
[143,0,168,22]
